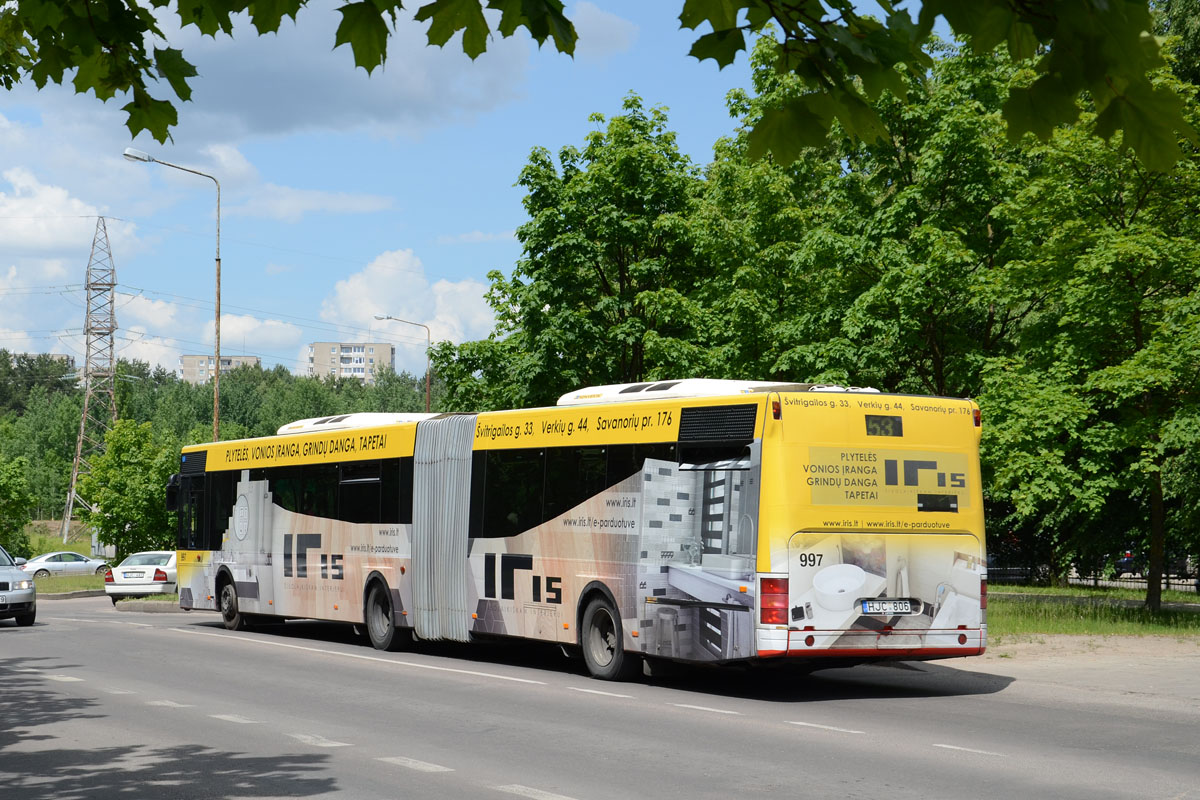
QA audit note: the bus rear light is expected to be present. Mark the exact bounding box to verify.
[973,408,981,427]
[980,579,987,609]
[762,608,787,625]
[804,635,815,647]
[772,400,782,420]
[958,634,968,645]
[760,577,789,625]
[153,569,168,582]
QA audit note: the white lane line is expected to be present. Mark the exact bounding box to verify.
[377,756,454,773]
[786,721,865,734]
[568,687,632,698]
[104,689,136,695]
[210,714,259,724]
[147,700,194,708]
[171,627,546,685]
[104,620,153,628]
[933,743,1004,757]
[493,785,579,800]
[288,733,351,748]
[671,703,740,715]
[44,675,84,682]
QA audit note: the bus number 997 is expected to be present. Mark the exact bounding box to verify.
[796,552,823,568]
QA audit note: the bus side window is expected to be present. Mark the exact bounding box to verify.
[206,472,236,550]
[379,457,414,524]
[480,448,545,538]
[544,446,606,520]
[339,460,381,524]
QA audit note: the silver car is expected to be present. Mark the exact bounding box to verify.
[0,545,37,626]
[21,550,110,578]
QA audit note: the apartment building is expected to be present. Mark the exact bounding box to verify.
[178,354,261,385]
[307,341,395,385]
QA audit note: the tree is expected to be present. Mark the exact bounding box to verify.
[433,94,705,410]
[0,456,36,559]
[78,420,178,561]
[1,1,1192,169]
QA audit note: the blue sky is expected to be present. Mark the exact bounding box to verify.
[0,2,755,378]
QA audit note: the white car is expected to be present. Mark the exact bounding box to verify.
[22,550,111,578]
[105,551,177,604]
[0,545,36,625]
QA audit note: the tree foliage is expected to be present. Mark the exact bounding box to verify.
[0,455,36,559]
[1,1,1193,169]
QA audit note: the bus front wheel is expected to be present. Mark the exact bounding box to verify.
[581,597,641,681]
[219,580,249,631]
[366,583,410,652]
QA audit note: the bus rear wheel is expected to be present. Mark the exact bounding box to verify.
[219,580,249,631]
[582,597,640,681]
[366,583,410,652]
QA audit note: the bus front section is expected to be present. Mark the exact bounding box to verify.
[755,392,987,664]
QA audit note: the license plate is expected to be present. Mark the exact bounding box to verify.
[124,571,144,579]
[0,595,5,603]
[862,598,914,615]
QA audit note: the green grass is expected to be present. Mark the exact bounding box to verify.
[34,574,106,593]
[989,593,1200,636]
[119,594,180,604]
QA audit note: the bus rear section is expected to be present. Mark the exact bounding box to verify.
[755,393,987,663]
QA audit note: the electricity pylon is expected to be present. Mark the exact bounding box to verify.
[61,217,118,542]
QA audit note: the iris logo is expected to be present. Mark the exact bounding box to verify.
[884,459,966,489]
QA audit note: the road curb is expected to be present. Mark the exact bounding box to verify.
[39,590,106,600]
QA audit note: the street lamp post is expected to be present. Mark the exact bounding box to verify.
[374,315,431,413]
[124,147,222,441]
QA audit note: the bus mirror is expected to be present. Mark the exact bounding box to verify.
[165,473,180,512]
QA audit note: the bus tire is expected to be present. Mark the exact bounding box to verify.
[219,579,250,631]
[366,583,410,652]
[581,597,640,681]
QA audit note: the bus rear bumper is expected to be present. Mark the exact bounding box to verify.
[756,628,986,659]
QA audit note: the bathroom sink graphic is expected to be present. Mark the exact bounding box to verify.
[813,563,866,611]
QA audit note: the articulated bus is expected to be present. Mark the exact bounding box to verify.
[169,379,987,680]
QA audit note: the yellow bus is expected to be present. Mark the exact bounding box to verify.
[170,379,986,679]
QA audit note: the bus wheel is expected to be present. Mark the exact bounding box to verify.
[219,580,249,631]
[366,584,410,652]
[582,597,640,681]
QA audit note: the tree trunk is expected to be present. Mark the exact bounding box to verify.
[1145,465,1165,612]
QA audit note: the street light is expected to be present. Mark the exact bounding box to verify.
[374,315,431,413]
[124,147,222,441]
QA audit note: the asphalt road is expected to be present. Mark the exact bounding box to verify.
[1,596,1196,800]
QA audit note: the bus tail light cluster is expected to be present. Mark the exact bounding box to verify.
[973,408,982,427]
[760,577,788,625]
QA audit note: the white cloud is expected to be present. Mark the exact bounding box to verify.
[226,183,393,222]
[118,294,178,328]
[117,327,181,371]
[319,248,494,374]
[0,168,102,256]
[202,313,305,353]
[435,230,516,245]
[571,2,638,62]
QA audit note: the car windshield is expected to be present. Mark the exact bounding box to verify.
[0,548,13,567]
[120,553,171,567]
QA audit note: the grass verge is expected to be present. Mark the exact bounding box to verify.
[35,574,106,593]
[989,593,1200,636]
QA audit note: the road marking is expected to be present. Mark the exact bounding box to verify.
[104,689,136,695]
[44,674,84,682]
[171,627,546,685]
[671,703,740,715]
[288,733,351,748]
[147,700,194,708]
[210,714,259,724]
[933,743,1004,757]
[377,756,454,773]
[104,620,153,628]
[493,785,579,800]
[568,687,632,698]
[786,721,865,734]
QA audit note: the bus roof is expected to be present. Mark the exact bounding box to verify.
[276,412,436,435]
[557,379,880,406]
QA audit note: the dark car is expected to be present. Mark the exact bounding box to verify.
[1113,551,1142,578]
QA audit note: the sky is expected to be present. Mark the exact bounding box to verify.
[0,2,755,379]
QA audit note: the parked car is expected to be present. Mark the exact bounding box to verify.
[104,551,177,604]
[21,551,110,578]
[0,545,37,626]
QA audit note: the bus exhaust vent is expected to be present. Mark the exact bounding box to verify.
[180,451,207,475]
[678,404,758,443]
